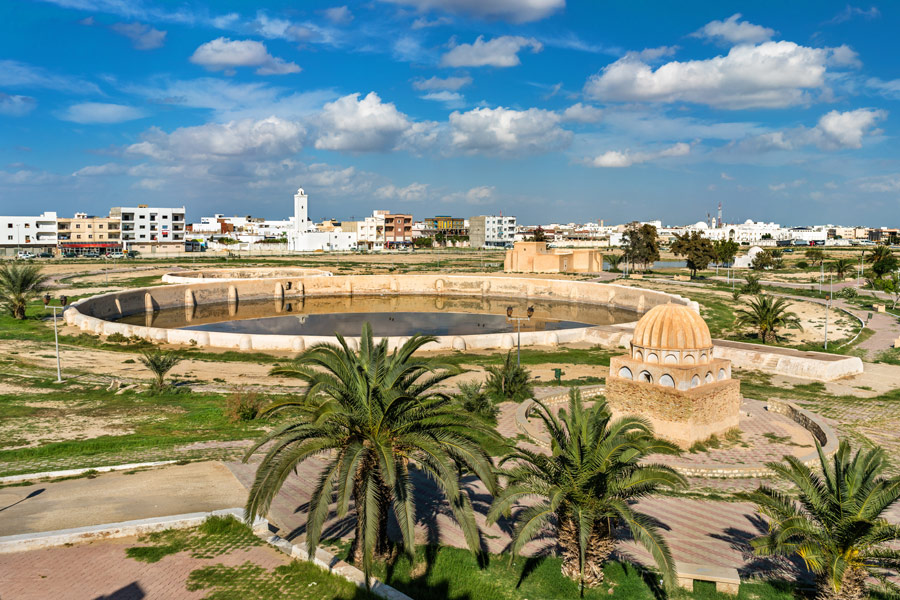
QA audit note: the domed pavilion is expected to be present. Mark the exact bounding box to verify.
[607,303,741,448]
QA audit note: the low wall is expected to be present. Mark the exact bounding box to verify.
[711,340,864,381]
[162,267,332,284]
[65,275,696,352]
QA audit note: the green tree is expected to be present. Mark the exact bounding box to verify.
[713,239,739,267]
[0,263,49,320]
[866,245,893,264]
[488,390,685,590]
[138,349,184,392]
[532,226,548,242]
[831,258,854,280]
[621,222,660,272]
[751,250,776,271]
[604,253,624,272]
[484,351,533,403]
[742,273,762,295]
[453,381,498,423]
[872,255,898,279]
[740,441,900,600]
[248,324,497,586]
[735,295,802,343]
[670,232,716,277]
[805,247,825,266]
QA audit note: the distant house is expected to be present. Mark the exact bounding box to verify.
[504,241,603,274]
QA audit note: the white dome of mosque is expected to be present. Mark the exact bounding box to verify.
[744,219,754,225]
[692,221,708,229]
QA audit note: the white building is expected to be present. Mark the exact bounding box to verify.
[111,205,185,252]
[1,212,58,255]
[469,215,517,248]
[287,188,357,252]
[683,220,787,244]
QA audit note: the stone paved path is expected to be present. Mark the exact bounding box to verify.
[0,536,290,600]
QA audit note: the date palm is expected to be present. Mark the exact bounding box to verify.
[246,324,498,586]
[0,263,48,320]
[604,253,624,271]
[741,441,900,600]
[831,258,854,280]
[138,349,183,391]
[488,389,685,592]
[735,295,802,343]
[866,245,893,264]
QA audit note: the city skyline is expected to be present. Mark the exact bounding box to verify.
[2,1,899,226]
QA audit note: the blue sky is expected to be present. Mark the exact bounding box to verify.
[1,0,898,226]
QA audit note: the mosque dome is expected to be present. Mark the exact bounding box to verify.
[630,303,713,365]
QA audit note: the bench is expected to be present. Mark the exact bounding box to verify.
[676,563,740,595]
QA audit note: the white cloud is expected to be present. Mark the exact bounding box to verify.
[411,16,453,29]
[866,77,900,99]
[463,185,494,204]
[857,175,900,193]
[560,103,602,123]
[691,14,774,45]
[0,59,102,95]
[449,106,571,155]
[376,182,429,202]
[827,45,861,68]
[127,116,305,161]
[72,162,127,176]
[412,75,472,91]
[0,93,36,116]
[314,92,429,152]
[721,172,734,180]
[420,91,465,108]
[588,142,690,168]
[322,6,353,24]
[585,41,828,109]
[769,179,805,192]
[190,37,301,75]
[809,108,885,149]
[60,102,145,124]
[828,5,880,24]
[379,0,564,23]
[110,22,167,50]
[441,35,542,68]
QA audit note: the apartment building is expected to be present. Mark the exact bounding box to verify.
[111,205,185,253]
[0,212,58,256]
[423,216,467,237]
[469,215,517,248]
[383,213,412,248]
[57,212,121,255]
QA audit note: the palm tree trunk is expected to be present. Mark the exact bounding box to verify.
[815,568,867,600]
[14,303,25,320]
[350,455,392,566]
[558,517,614,588]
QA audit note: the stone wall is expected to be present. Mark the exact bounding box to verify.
[605,378,742,448]
[162,267,332,284]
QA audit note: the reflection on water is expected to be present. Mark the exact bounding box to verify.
[116,294,638,336]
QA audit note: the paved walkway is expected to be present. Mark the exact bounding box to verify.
[0,536,290,600]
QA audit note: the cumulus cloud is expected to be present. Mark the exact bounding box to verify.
[126,116,305,161]
[412,75,472,91]
[379,0,564,23]
[449,106,571,155]
[376,182,429,202]
[441,36,542,68]
[857,174,900,193]
[691,14,774,45]
[826,44,862,68]
[769,179,805,192]
[560,103,602,123]
[110,22,167,50]
[60,102,145,124]
[314,92,433,153]
[585,41,828,109]
[0,93,36,116]
[420,91,465,108]
[190,37,301,75]
[321,6,353,24]
[588,142,690,168]
[442,185,496,204]
[809,108,885,149]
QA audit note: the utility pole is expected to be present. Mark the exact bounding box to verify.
[46,305,63,382]
[506,306,534,367]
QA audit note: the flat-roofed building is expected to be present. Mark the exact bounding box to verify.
[111,205,186,254]
[470,215,516,248]
[57,212,121,255]
[0,212,58,256]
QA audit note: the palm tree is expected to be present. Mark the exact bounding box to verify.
[866,245,893,264]
[604,253,624,272]
[138,349,184,391]
[484,351,533,403]
[735,295,802,343]
[246,324,498,586]
[488,389,685,591]
[0,263,49,320]
[831,258,854,280]
[741,441,900,600]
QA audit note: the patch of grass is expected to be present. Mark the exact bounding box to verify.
[442,346,616,369]
[126,515,263,563]
[186,560,377,599]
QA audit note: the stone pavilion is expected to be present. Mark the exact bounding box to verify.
[607,303,741,448]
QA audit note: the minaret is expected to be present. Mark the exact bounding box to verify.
[717,202,723,228]
[293,188,309,232]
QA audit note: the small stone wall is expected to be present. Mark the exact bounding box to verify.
[66,275,695,352]
[162,267,332,284]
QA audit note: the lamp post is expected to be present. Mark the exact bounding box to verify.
[45,301,65,383]
[824,273,833,350]
[506,305,534,367]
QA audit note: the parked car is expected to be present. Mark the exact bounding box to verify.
[782,248,794,253]
[62,251,77,258]
[16,251,36,259]
[82,251,101,258]
[105,252,126,259]
[38,251,54,258]
[126,250,139,258]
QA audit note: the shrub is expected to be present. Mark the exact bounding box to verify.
[225,388,265,422]
[795,260,809,269]
[484,351,533,403]
[838,287,858,299]
[453,381,498,422]
[107,332,128,343]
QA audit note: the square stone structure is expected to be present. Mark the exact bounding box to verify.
[607,303,741,448]
[504,241,603,274]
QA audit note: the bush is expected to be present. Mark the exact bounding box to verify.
[106,332,128,343]
[453,381,498,422]
[796,260,809,269]
[225,388,265,422]
[484,351,534,403]
[838,287,858,299]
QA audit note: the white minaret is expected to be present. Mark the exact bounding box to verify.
[293,187,310,232]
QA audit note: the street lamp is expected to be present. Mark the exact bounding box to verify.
[506,305,534,367]
[45,298,66,383]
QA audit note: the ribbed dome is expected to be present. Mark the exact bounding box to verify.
[632,303,712,351]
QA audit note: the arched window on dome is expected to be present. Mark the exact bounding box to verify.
[690,375,701,388]
[639,371,652,383]
[683,354,695,365]
[633,350,643,361]
[718,368,727,381]
[659,374,675,388]
[664,354,678,365]
[646,353,658,363]
[618,366,633,380]
[705,372,714,384]
[700,352,707,362]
